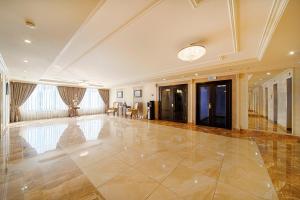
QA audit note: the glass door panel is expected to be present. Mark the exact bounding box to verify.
[173,86,187,122]
[213,84,227,128]
[198,86,210,125]
[160,87,173,121]
[196,80,232,129]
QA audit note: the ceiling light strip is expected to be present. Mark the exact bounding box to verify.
[227,0,239,53]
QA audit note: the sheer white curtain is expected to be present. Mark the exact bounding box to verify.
[20,84,68,121]
[78,88,105,115]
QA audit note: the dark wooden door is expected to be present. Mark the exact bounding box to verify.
[159,84,188,123]
[196,80,232,129]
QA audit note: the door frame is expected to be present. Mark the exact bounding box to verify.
[196,80,232,129]
[159,84,188,123]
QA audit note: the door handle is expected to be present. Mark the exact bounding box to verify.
[208,103,211,109]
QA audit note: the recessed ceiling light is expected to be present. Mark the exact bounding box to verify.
[24,39,31,44]
[162,78,166,81]
[23,70,27,73]
[266,72,271,75]
[195,73,199,76]
[177,45,206,62]
[289,51,295,55]
[23,59,28,63]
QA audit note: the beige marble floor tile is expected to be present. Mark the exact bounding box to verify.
[134,153,181,182]
[147,185,183,200]
[3,115,288,199]
[180,157,222,179]
[219,158,278,199]
[98,167,159,200]
[70,145,111,169]
[213,182,264,200]
[81,157,131,187]
[114,148,152,166]
[162,164,217,200]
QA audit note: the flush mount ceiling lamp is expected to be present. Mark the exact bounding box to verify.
[177,45,206,62]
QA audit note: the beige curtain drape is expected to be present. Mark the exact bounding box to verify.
[57,86,86,107]
[98,89,109,111]
[10,82,37,122]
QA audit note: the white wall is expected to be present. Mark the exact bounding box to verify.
[262,69,293,129]
[293,67,300,136]
[0,55,9,135]
[110,82,157,118]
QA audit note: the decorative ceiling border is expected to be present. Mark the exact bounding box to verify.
[227,0,239,53]
[190,0,201,8]
[62,0,163,71]
[257,0,289,60]
[0,54,8,72]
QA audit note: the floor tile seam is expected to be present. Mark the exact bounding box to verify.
[73,152,135,190]
[144,182,182,200]
[254,140,280,200]
[95,165,162,199]
[216,177,273,200]
[212,155,225,200]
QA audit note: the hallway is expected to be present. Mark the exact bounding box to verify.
[248,114,291,134]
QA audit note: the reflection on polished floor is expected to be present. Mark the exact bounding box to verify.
[1,115,299,200]
[248,115,290,134]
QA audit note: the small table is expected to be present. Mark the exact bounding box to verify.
[69,106,80,117]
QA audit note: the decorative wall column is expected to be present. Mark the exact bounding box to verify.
[293,67,300,135]
[238,73,249,129]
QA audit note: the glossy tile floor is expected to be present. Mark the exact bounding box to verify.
[0,115,299,200]
[248,115,290,134]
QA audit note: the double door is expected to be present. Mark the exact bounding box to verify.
[196,80,232,129]
[159,84,188,123]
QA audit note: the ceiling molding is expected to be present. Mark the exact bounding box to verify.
[189,0,202,8]
[62,0,163,71]
[227,0,239,53]
[109,57,259,87]
[44,0,107,76]
[0,54,8,72]
[257,0,289,60]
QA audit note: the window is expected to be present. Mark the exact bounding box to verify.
[20,84,68,121]
[78,88,105,115]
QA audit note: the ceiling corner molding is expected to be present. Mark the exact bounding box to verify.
[64,0,162,70]
[190,0,202,8]
[0,53,8,72]
[257,0,289,60]
[42,0,107,78]
[227,0,239,53]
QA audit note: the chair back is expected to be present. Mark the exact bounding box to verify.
[133,102,139,110]
[113,102,119,108]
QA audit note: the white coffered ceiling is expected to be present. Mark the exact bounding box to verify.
[0,0,298,88]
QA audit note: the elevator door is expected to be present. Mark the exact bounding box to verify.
[273,84,278,124]
[196,80,232,129]
[159,84,188,123]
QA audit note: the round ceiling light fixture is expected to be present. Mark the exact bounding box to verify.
[177,45,206,62]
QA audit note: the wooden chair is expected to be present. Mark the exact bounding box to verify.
[125,102,139,119]
[107,102,119,116]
